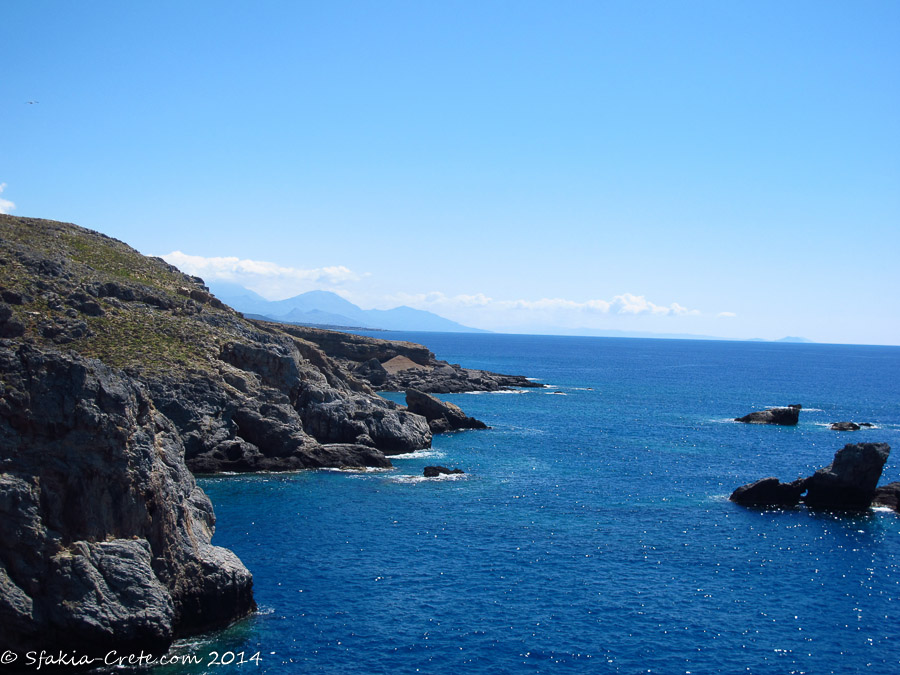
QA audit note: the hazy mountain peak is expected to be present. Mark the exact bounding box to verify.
[207,283,487,333]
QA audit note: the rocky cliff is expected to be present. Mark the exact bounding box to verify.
[0,215,434,475]
[0,344,255,659]
[0,214,530,662]
[275,323,543,393]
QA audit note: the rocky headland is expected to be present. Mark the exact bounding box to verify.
[272,323,543,394]
[0,215,531,665]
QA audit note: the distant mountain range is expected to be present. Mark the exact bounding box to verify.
[207,282,488,333]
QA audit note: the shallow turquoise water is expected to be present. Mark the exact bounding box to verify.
[173,335,900,674]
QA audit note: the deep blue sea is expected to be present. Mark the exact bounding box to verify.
[165,334,900,674]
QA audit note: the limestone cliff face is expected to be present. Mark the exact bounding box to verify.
[0,215,432,473]
[0,344,255,656]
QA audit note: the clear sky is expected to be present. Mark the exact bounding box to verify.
[3,1,898,344]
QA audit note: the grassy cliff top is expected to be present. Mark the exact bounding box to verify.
[0,214,239,374]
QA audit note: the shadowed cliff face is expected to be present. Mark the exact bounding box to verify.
[0,345,255,657]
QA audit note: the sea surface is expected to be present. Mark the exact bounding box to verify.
[164,334,900,674]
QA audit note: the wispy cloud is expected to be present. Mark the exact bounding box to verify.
[388,291,701,318]
[161,251,360,300]
[160,251,715,329]
[0,184,15,214]
[717,311,737,318]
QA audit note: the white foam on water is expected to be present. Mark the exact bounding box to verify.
[462,389,528,395]
[389,472,469,484]
[389,449,447,460]
[545,391,567,396]
[321,466,392,473]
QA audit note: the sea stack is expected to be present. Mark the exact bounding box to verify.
[730,442,892,510]
[406,388,489,433]
[735,404,802,426]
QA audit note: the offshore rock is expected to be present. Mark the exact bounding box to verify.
[423,466,465,478]
[872,482,900,512]
[831,422,861,431]
[0,344,255,658]
[803,442,891,509]
[406,388,488,434]
[735,404,801,426]
[729,477,807,507]
[730,442,892,511]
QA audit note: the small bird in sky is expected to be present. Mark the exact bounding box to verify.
[26,100,39,104]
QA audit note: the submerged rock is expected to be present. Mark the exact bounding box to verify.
[406,388,488,434]
[0,344,255,658]
[735,404,801,426]
[423,466,465,478]
[830,422,861,431]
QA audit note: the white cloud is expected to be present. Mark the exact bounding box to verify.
[158,250,712,328]
[609,293,700,316]
[0,183,15,214]
[388,290,701,319]
[160,251,360,300]
[717,311,737,318]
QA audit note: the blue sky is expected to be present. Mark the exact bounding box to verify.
[3,1,898,344]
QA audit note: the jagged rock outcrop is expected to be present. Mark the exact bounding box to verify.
[729,477,807,507]
[873,483,900,512]
[735,404,801,426]
[423,466,465,478]
[275,323,544,393]
[406,388,488,434]
[803,442,891,509]
[0,344,255,658]
[730,442,892,510]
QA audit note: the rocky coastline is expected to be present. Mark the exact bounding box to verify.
[272,322,543,393]
[0,215,535,666]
